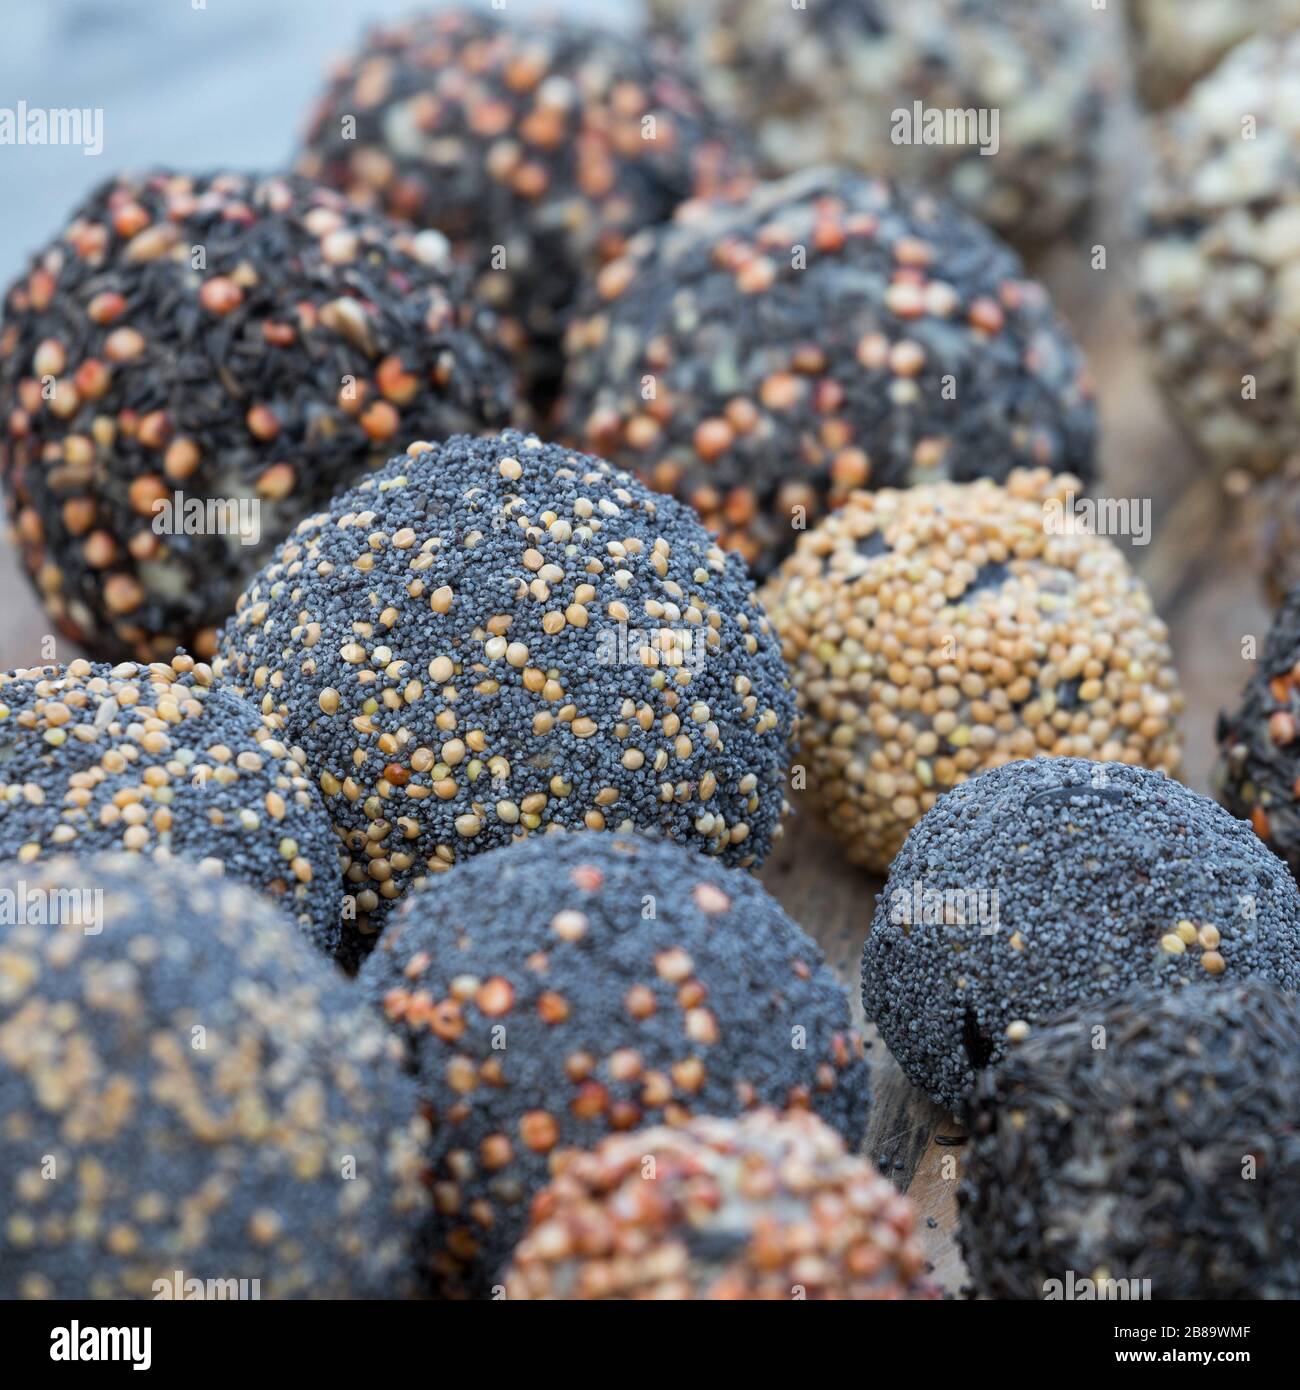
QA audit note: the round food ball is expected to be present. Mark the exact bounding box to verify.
[296,7,752,404]
[0,855,428,1300]
[862,758,1300,1111]
[648,0,1107,246]
[760,472,1183,872]
[0,170,519,662]
[1127,0,1300,108]
[558,169,1097,574]
[959,982,1300,1299]
[217,430,795,953]
[503,1109,930,1300]
[360,831,869,1297]
[1216,584,1300,875]
[0,654,341,959]
[1138,34,1300,482]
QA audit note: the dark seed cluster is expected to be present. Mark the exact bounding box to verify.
[762,471,1184,872]
[0,855,429,1300]
[0,169,520,662]
[648,0,1107,246]
[959,981,1300,1300]
[1137,33,1300,484]
[503,1109,931,1301]
[359,831,869,1298]
[216,431,795,956]
[862,757,1300,1111]
[1216,584,1300,878]
[557,168,1097,575]
[295,6,753,404]
[0,654,341,957]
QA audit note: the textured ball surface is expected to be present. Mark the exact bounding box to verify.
[863,758,1300,1110]
[0,654,342,957]
[0,855,428,1300]
[296,7,751,402]
[1126,0,1300,107]
[0,170,519,661]
[558,169,1096,574]
[761,473,1183,872]
[1216,584,1300,877]
[649,0,1106,245]
[217,431,795,955]
[359,831,869,1297]
[503,1109,930,1300]
[959,982,1300,1299]
[1138,34,1300,481]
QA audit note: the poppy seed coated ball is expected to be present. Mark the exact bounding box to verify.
[761,472,1183,872]
[558,169,1097,575]
[296,7,752,404]
[1215,584,1300,877]
[959,982,1300,1299]
[503,1109,932,1301]
[1138,33,1300,482]
[0,170,519,662]
[359,831,870,1298]
[0,654,341,957]
[648,0,1108,247]
[863,758,1300,1111]
[216,431,796,960]
[0,856,429,1300]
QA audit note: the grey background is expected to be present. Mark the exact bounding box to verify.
[0,0,637,286]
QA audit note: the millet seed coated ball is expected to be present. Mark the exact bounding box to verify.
[0,169,520,662]
[360,831,870,1298]
[558,168,1097,575]
[0,654,341,958]
[1138,34,1300,483]
[1215,584,1300,878]
[296,6,753,404]
[1126,0,1300,108]
[760,471,1183,872]
[959,982,1300,1299]
[862,758,1300,1111]
[503,1109,932,1301]
[647,0,1108,247]
[0,855,429,1300]
[216,431,795,956]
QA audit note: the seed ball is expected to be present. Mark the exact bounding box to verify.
[1137,33,1300,481]
[359,831,869,1298]
[761,472,1184,872]
[296,7,752,406]
[1215,584,1300,876]
[648,0,1107,247]
[863,758,1300,1111]
[0,855,428,1300]
[503,1109,930,1301]
[0,654,342,958]
[1126,0,1300,108]
[0,170,520,662]
[959,982,1300,1299]
[558,169,1097,575]
[217,431,795,955]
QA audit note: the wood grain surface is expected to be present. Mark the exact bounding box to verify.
[0,5,1275,1299]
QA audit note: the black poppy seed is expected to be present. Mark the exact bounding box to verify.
[0,654,341,956]
[0,855,428,1300]
[358,830,869,1299]
[0,169,520,662]
[557,168,1097,576]
[959,980,1300,1299]
[863,757,1300,1110]
[216,430,796,960]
